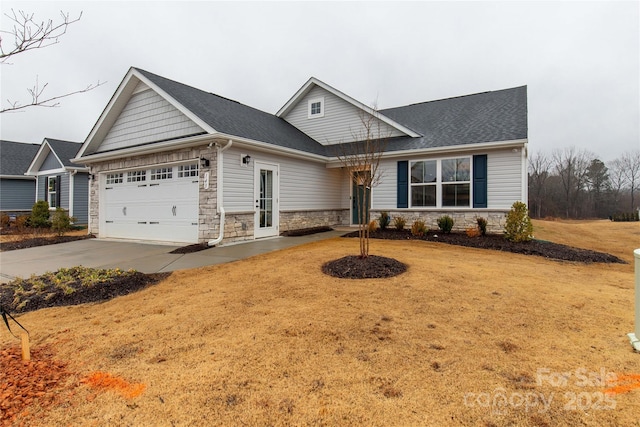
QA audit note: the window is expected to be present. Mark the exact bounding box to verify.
[106,173,123,184]
[178,164,199,178]
[308,97,324,118]
[150,167,173,180]
[127,170,146,182]
[47,176,57,208]
[410,157,471,208]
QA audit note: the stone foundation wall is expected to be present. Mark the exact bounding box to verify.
[222,212,254,244]
[369,210,508,234]
[279,209,349,232]
[87,146,217,240]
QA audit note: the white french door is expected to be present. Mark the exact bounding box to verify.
[254,162,279,238]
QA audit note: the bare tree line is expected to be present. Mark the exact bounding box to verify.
[528,147,640,219]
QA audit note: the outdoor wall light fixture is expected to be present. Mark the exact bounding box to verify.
[242,155,251,165]
[200,157,210,167]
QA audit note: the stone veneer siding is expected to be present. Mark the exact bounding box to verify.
[279,209,349,233]
[370,210,508,234]
[88,146,219,242]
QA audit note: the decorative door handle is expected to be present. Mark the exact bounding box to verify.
[172,205,177,216]
[123,207,127,216]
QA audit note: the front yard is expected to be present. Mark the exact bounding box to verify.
[1,220,639,426]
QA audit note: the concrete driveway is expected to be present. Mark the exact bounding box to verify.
[0,230,346,283]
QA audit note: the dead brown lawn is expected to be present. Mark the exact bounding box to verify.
[2,220,640,426]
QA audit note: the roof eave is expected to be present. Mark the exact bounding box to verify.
[325,138,528,167]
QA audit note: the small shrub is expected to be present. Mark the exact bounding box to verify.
[476,217,488,236]
[393,216,406,231]
[30,200,51,228]
[367,220,378,233]
[411,220,428,237]
[0,214,10,228]
[15,215,29,233]
[504,201,533,242]
[466,227,481,238]
[378,212,390,230]
[51,208,75,236]
[437,215,454,233]
[611,211,640,222]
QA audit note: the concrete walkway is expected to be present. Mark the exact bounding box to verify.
[0,229,347,283]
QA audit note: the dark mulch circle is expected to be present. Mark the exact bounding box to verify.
[342,229,625,264]
[322,255,407,279]
[169,243,211,254]
[281,226,334,237]
[0,234,95,251]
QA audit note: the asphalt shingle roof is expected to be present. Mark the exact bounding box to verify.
[45,138,83,167]
[134,69,527,157]
[0,140,40,176]
[135,68,329,156]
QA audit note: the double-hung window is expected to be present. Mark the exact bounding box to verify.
[47,176,57,208]
[410,157,471,208]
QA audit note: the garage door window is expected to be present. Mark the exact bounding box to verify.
[150,167,173,180]
[178,164,199,178]
[106,173,123,184]
[127,170,146,182]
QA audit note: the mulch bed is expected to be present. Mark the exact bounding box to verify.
[0,234,95,252]
[281,226,334,237]
[0,272,170,314]
[342,229,626,264]
[323,255,407,279]
[169,243,211,254]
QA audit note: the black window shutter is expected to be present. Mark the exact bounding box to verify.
[397,161,408,208]
[473,155,488,208]
[56,175,62,208]
[43,177,48,203]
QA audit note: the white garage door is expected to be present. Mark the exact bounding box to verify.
[101,163,199,243]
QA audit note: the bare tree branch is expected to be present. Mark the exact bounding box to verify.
[1,75,104,113]
[0,9,82,61]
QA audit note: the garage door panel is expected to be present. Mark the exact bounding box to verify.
[101,165,199,243]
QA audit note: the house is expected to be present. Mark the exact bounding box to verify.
[25,138,89,224]
[0,140,40,214]
[73,67,528,245]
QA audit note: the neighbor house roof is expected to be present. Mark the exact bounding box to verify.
[26,138,86,175]
[0,140,40,178]
[135,68,329,156]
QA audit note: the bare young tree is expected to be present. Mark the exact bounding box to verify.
[0,9,103,113]
[335,109,389,258]
[617,150,640,211]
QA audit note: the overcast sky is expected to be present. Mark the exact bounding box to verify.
[1,1,638,162]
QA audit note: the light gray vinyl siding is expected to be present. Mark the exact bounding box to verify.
[282,86,405,145]
[0,178,36,211]
[97,84,204,153]
[223,147,344,212]
[73,173,89,223]
[487,149,523,209]
[373,149,524,210]
[41,150,62,170]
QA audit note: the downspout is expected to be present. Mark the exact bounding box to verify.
[208,139,233,246]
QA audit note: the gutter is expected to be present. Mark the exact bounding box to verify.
[208,139,233,246]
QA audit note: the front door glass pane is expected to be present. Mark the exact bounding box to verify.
[260,170,273,228]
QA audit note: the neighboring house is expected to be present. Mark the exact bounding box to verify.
[73,67,528,245]
[25,138,89,224]
[0,140,40,214]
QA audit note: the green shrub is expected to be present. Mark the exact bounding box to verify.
[411,220,428,237]
[504,201,533,242]
[378,212,390,230]
[393,216,406,231]
[476,217,488,236]
[30,200,51,228]
[51,208,75,236]
[437,215,454,233]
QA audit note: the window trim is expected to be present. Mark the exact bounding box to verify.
[307,97,325,118]
[47,176,57,208]
[409,156,473,209]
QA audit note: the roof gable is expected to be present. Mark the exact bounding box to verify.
[276,77,421,144]
[0,140,40,177]
[26,138,85,174]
